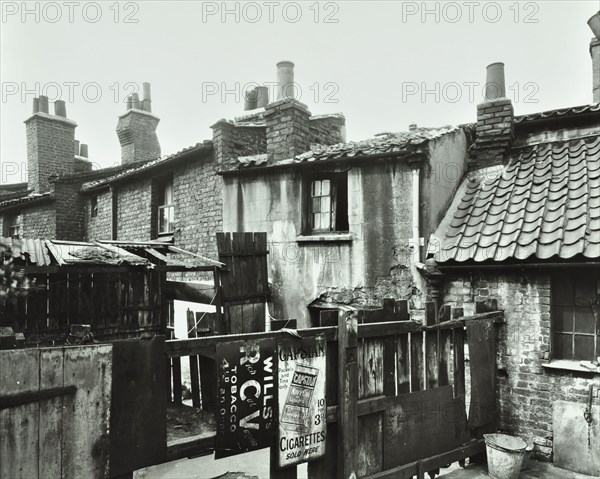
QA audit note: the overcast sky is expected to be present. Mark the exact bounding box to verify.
[1,1,598,184]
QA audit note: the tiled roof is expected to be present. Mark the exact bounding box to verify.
[515,103,600,123]
[235,125,468,169]
[434,135,600,263]
[81,141,212,191]
[0,192,53,210]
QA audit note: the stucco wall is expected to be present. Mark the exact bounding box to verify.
[222,160,419,326]
[443,271,597,463]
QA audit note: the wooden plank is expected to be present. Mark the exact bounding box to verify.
[338,308,358,479]
[27,273,48,333]
[438,329,452,387]
[358,321,421,338]
[172,357,182,405]
[228,304,244,334]
[307,423,337,479]
[62,345,112,479]
[410,332,424,392]
[383,336,396,396]
[453,328,466,399]
[397,334,410,395]
[382,386,469,470]
[358,413,383,477]
[39,348,65,478]
[187,310,201,408]
[425,330,439,389]
[425,300,437,326]
[363,338,384,398]
[0,348,40,479]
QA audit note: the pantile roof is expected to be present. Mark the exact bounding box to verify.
[235,125,470,170]
[0,192,53,210]
[514,103,600,123]
[81,141,212,191]
[433,135,600,263]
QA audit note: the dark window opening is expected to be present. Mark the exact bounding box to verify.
[4,214,21,239]
[306,172,348,234]
[551,270,600,361]
[91,196,98,218]
[156,176,174,236]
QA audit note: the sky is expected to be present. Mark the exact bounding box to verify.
[1,0,599,184]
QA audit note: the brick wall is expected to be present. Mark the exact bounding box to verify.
[265,99,311,163]
[116,110,161,165]
[22,204,56,238]
[442,271,594,461]
[212,120,266,170]
[85,190,112,241]
[54,181,85,240]
[309,115,345,145]
[25,114,76,193]
[116,179,153,241]
[172,156,222,264]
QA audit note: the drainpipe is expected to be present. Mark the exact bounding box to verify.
[412,168,422,266]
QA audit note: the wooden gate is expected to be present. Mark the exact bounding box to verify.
[0,344,112,478]
[216,232,270,334]
[164,307,503,478]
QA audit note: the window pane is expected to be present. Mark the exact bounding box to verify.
[552,306,574,332]
[552,276,573,305]
[321,196,331,213]
[321,180,330,196]
[312,181,321,196]
[313,213,321,230]
[574,335,594,360]
[574,278,597,306]
[164,181,173,204]
[312,197,321,213]
[553,333,573,359]
[574,309,595,334]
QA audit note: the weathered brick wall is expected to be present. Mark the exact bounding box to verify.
[54,181,85,240]
[85,190,112,241]
[443,271,593,461]
[116,110,161,165]
[25,114,76,193]
[116,179,153,241]
[172,157,222,262]
[212,121,266,170]
[22,204,56,238]
[265,99,311,163]
[309,115,345,145]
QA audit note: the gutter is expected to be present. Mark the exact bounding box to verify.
[437,261,600,271]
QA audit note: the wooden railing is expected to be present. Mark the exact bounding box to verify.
[164,309,504,478]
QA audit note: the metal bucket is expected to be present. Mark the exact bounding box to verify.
[484,433,527,479]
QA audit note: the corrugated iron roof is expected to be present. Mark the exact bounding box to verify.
[434,135,600,263]
[81,141,212,191]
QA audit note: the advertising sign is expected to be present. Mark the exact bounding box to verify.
[215,339,277,459]
[277,336,327,467]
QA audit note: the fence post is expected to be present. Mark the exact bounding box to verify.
[337,307,358,479]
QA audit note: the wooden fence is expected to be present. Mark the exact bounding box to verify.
[164,308,503,478]
[1,269,163,345]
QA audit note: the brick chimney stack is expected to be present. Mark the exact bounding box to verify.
[469,62,514,170]
[265,61,311,163]
[25,96,77,193]
[116,82,161,164]
[588,12,600,102]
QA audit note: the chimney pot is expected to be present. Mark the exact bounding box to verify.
[409,123,418,131]
[131,93,141,109]
[74,139,80,156]
[588,11,600,39]
[244,88,258,111]
[79,144,88,158]
[33,98,40,114]
[142,82,152,112]
[38,95,49,114]
[276,60,295,100]
[255,86,269,108]
[54,100,67,117]
[126,95,133,110]
[590,37,600,103]
[484,62,506,101]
